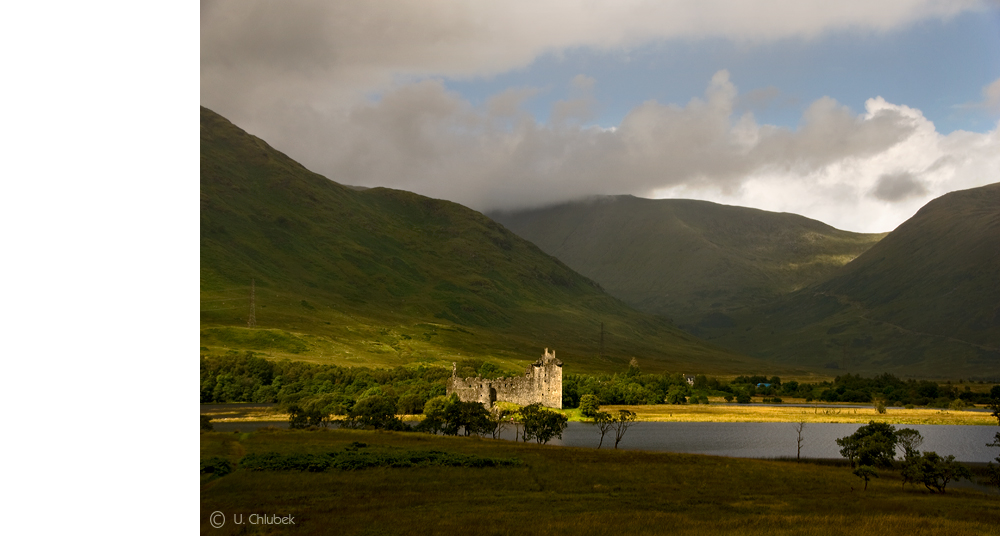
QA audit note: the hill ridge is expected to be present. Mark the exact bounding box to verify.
[200,106,771,375]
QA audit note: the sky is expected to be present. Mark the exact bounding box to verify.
[201,1,1000,232]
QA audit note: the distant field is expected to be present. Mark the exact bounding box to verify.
[201,402,996,426]
[603,403,997,426]
[201,428,1000,536]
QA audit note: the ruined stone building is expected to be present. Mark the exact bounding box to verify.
[446,348,563,409]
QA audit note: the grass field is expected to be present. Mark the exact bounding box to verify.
[603,403,999,426]
[201,402,996,426]
[200,428,1000,535]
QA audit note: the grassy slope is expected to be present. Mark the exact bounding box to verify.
[200,107,770,375]
[200,429,1000,536]
[709,183,1000,378]
[490,196,883,327]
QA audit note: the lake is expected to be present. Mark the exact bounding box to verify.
[206,412,999,463]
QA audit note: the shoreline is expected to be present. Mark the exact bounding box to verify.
[201,402,997,426]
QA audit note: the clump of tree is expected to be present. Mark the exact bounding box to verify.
[201,352,451,413]
[416,395,492,436]
[837,423,972,493]
[836,421,900,471]
[901,451,971,493]
[519,403,569,444]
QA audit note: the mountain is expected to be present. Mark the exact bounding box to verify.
[490,196,884,328]
[711,183,1000,378]
[200,107,770,375]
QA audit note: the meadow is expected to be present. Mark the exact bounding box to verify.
[202,402,996,426]
[201,428,1000,536]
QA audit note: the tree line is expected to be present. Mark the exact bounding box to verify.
[203,353,998,415]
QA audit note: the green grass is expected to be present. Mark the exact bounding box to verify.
[702,183,1000,379]
[490,184,1000,379]
[490,195,884,328]
[200,107,776,375]
[201,428,1000,535]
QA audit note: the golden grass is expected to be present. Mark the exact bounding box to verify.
[603,403,996,425]
[202,401,996,426]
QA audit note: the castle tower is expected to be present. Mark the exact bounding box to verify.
[536,348,563,409]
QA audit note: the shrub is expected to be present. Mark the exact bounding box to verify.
[200,457,232,477]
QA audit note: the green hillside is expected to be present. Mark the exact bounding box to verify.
[710,183,1000,378]
[490,196,884,328]
[200,107,769,375]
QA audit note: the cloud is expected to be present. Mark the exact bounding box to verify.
[955,77,1000,114]
[871,172,929,201]
[201,1,986,123]
[201,1,998,233]
[980,78,1000,113]
[275,70,999,233]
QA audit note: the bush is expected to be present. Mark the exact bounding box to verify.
[200,415,214,431]
[200,457,232,477]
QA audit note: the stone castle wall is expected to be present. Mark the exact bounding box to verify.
[446,348,563,409]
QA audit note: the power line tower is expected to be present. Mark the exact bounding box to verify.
[248,278,257,328]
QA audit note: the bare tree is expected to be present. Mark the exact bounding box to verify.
[612,410,638,449]
[795,422,806,461]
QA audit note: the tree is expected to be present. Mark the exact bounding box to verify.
[611,409,638,449]
[520,403,568,444]
[873,397,887,414]
[484,407,512,439]
[346,394,407,430]
[908,452,971,493]
[414,395,451,434]
[442,400,492,436]
[593,411,614,449]
[894,428,924,458]
[895,428,925,490]
[795,422,806,461]
[836,421,898,469]
[665,385,687,404]
[853,465,879,491]
[579,394,601,418]
[287,404,325,429]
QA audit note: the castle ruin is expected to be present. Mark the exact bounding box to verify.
[446,348,563,409]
